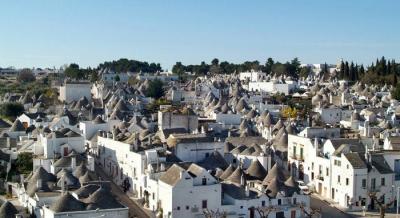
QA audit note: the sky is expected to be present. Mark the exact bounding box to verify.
[0,0,399,70]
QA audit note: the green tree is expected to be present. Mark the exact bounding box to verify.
[0,102,24,119]
[211,58,219,66]
[172,62,185,81]
[210,58,221,74]
[299,66,310,79]
[64,63,85,79]
[272,63,287,76]
[349,62,355,81]
[114,74,120,82]
[392,83,400,100]
[18,69,36,83]
[339,60,345,79]
[15,152,33,174]
[146,79,164,99]
[264,58,275,74]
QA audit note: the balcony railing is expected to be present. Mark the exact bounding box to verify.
[290,155,304,161]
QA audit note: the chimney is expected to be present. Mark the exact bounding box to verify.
[37,179,42,189]
[179,171,183,179]
[245,184,250,197]
[148,135,151,145]
[314,137,319,155]
[71,156,76,170]
[364,121,370,137]
[61,176,65,193]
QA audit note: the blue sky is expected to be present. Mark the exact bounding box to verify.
[0,0,399,70]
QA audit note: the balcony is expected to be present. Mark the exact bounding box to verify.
[316,175,324,181]
[290,155,304,161]
[368,186,380,193]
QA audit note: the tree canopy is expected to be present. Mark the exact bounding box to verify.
[98,58,162,73]
[146,79,164,99]
[0,102,24,119]
[171,57,302,78]
[17,68,36,83]
[338,56,400,85]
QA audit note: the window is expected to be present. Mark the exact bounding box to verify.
[300,147,304,160]
[362,179,366,188]
[346,178,349,185]
[326,168,329,176]
[262,201,265,206]
[278,199,282,205]
[152,193,155,200]
[293,198,297,205]
[202,200,207,209]
[202,178,207,185]
[177,206,180,210]
[312,162,314,170]
[338,175,341,183]
[293,146,297,157]
[371,178,376,190]
[361,198,366,206]
[395,159,400,180]
[205,153,209,158]
[186,206,189,210]
[381,178,385,186]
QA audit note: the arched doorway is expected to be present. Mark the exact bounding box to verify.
[143,190,150,208]
[299,164,304,180]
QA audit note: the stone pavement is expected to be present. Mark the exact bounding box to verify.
[95,164,152,218]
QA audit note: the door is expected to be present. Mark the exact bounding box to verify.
[63,147,68,156]
[331,188,335,200]
[276,211,285,218]
[370,196,375,210]
[395,160,400,179]
[291,210,296,218]
[249,207,254,218]
[299,164,304,180]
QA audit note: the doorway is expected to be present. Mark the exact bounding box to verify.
[63,147,69,156]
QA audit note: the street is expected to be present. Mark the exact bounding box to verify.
[95,164,151,218]
[311,195,353,218]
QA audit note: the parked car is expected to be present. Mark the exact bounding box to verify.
[297,180,311,195]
